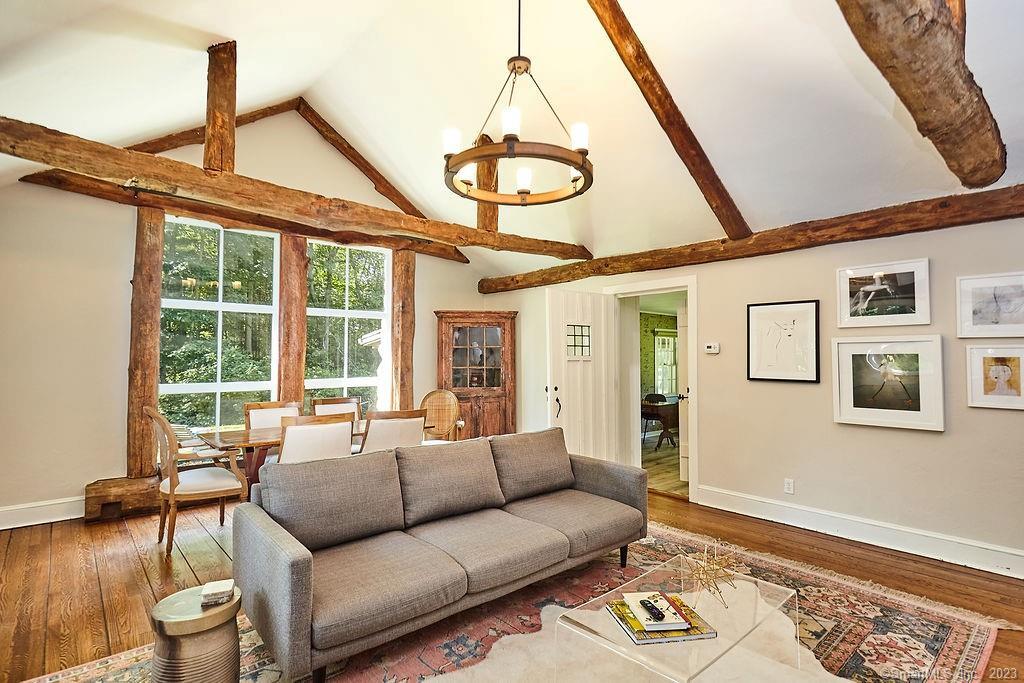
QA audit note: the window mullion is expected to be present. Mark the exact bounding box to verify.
[215,227,225,427]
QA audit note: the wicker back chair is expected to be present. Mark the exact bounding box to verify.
[419,389,464,442]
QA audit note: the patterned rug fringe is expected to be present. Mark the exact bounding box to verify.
[648,521,1023,632]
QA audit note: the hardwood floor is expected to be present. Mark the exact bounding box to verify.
[1,495,1021,681]
[642,434,688,497]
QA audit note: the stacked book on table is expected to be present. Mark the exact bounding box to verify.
[606,591,717,645]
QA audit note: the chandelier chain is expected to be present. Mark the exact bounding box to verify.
[527,71,570,138]
[475,70,514,142]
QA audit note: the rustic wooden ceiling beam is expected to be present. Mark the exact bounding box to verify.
[20,170,469,262]
[295,97,426,219]
[478,184,1024,293]
[836,0,1003,187]
[476,133,499,233]
[587,0,751,240]
[1,117,592,260]
[204,41,237,172]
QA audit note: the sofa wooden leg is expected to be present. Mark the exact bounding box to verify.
[620,545,628,568]
[311,666,327,683]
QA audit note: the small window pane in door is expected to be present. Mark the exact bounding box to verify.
[486,368,502,387]
[468,344,484,367]
[566,324,591,357]
[485,326,502,346]
[452,347,468,367]
[453,327,467,347]
[452,368,468,387]
[469,369,485,388]
[469,327,484,346]
[485,347,500,367]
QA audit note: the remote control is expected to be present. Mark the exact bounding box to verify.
[639,598,665,621]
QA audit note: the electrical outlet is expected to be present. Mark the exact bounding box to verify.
[783,478,795,495]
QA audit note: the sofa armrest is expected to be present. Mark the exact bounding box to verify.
[569,455,648,537]
[233,502,313,680]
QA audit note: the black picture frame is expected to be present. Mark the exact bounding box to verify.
[746,300,820,383]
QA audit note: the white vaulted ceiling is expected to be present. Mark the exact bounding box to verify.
[2,1,1023,277]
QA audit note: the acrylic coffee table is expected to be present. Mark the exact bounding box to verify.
[555,552,803,681]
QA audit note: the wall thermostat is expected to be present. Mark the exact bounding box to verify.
[703,342,721,355]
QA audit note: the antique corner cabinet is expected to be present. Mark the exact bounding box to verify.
[435,310,517,438]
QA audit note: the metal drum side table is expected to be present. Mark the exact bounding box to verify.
[150,585,242,682]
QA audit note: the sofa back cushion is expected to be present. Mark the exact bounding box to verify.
[489,428,575,503]
[396,438,505,526]
[259,450,405,550]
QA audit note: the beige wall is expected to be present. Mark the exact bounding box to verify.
[570,220,1024,562]
[414,256,548,433]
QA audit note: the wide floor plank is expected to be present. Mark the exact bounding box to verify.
[45,520,109,673]
[172,508,232,585]
[88,520,157,654]
[122,514,198,602]
[0,525,51,682]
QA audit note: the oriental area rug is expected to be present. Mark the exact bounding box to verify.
[28,522,1018,683]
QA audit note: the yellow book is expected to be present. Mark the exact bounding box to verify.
[606,594,717,645]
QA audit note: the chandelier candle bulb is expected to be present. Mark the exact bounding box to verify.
[569,166,582,183]
[502,106,522,140]
[516,167,533,195]
[570,122,589,154]
[442,128,462,157]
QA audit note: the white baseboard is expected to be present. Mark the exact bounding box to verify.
[0,496,85,530]
[693,484,1024,579]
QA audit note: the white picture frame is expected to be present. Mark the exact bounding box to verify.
[966,345,1024,410]
[836,258,930,328]
[832,335,944,431]
[956,272,1024,338]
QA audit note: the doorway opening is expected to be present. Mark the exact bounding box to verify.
[611,278,696,500]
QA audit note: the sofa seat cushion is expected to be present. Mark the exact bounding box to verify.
[395,438,505,526]
[310,531,467,649]
[489,428,574,503]
[407,509,570,593]
[503,489,644,557]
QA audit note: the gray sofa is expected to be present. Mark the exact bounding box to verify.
[233,427,648,682]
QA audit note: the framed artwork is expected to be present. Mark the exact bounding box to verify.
[836,259,930,327]
[747,300,819,382]
[832,335,944,431]
[957,272,1024,338]
[966,345,1024,410]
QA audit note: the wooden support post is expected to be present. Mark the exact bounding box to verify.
[391,250,416,410]
[277,234,309,404]
[125,207,164,479]
[476,134,499,232]
[204,41,237,173]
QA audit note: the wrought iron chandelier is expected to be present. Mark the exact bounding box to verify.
[442,1,593,207]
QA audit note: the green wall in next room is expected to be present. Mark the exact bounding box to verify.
[640,312,676,395]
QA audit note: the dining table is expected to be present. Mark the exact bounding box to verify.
[196,419,435,486]
[640,397,681,450]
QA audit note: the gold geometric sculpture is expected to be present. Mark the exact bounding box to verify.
[682,545,740,609]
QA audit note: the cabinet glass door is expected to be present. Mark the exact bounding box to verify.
[452,325,503,388]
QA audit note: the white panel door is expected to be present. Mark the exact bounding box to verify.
[546,289,619,460]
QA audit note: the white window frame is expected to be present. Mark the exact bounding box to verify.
[303,240,392,409]
[158,215,281,427]
[654,331,678,396]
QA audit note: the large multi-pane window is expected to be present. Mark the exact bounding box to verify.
[158,217,279,428]
[304,241,388,413]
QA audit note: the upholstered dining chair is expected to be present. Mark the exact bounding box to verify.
[358,409,427,453]
[244,400,302,429]
[418,389,464,443]
[641,393,667,442]
[145,406,247,556]
[274,414,355,464]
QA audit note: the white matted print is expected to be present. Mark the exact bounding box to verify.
[957,272,1024,338]
[967,345,1024,410]
[832,335,944,431]
[747,300,819,382]
[836,259,930,328]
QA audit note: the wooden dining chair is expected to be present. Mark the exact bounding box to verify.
[145,406,247,556]
[419,389,464,442]
[244,401,302,429]
[312,396,361,420]
[641,393,667,442]
[275,414,355,464]
[359,409,427,453]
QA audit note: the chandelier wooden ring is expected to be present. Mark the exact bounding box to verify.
[444,140,593,206]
